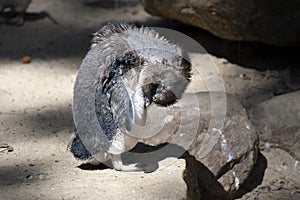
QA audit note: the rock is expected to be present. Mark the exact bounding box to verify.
[140,0,300,46]
[184,93,258,199]
[125,92,258,199]
[237,148,300,200]
[249,90,300,160]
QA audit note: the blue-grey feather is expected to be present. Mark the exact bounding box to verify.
[70,131,92,160]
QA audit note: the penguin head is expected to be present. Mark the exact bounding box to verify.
[139,53,192,107]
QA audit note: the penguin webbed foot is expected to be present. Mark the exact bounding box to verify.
[111,154,147,172]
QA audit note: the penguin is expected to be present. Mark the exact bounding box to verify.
[0,0,31,25]
[69,22,192,172]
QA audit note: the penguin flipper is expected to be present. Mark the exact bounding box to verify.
[110,76,135,132]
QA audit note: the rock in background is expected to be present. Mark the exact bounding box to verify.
[249,90,300,160]
[140,0,300,46]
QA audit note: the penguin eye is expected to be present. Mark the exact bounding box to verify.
[142,83,159,96]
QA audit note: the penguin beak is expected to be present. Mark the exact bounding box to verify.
[142,83,159,108]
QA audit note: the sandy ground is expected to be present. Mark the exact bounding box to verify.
[0,0,299,199]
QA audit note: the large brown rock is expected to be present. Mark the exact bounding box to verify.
[125,92,259,199]
[249,90,300,160]
[140,0,300,46]
[184,93,258,199]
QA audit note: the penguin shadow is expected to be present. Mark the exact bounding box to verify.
[77,145,267,198]
[78,162,111,170]
[0,10,58,26]
[78,142,189,173]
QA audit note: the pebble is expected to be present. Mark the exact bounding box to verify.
[0,143,14,153]
[0,143,9,148]
[37,173,46,180]
[22,56,31,64]
[26,175,33,180]
[239,73,246,78]
[25,173,47,181]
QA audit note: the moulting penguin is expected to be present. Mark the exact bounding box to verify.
[69,22,192,172]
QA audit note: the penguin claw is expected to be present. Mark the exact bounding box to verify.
[111,154,145,172]
[114,163,145,172]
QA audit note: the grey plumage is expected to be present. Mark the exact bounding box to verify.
[70,22,191,171]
